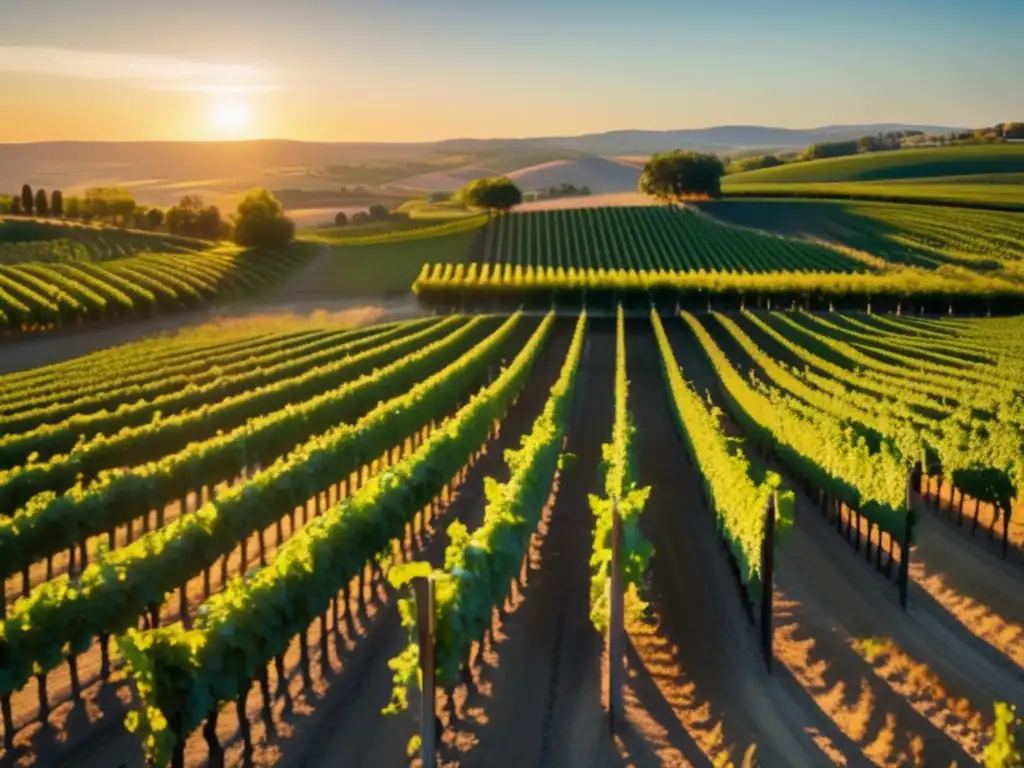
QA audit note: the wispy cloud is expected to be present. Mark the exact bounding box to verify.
[0,46,277,92]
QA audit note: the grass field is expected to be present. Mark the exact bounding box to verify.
[1,310,1020,768]
[696,198,1024,272]
[723,145,1024,209]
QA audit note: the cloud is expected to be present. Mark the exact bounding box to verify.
[0,46,277,92]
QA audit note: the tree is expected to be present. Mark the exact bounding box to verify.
[368,204,390,220]
[35,189,50,217]
[1004,122,1024,140]
[351,211,370,224]
[51,190,64,217]
[334,211,348,226]
[166,195,205,236]
[461,176,523,214]
[83,187,136,223]
[639,151,725,201]
[10,196,22,216]
[146,207,165,230]
[233,189,295,248]
[65,196,83,219]
[196,205,224,240]
[21,184,33,216]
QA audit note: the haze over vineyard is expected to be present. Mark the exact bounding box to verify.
[1,1,1023,767]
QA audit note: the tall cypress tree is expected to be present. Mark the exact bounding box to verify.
[21,184,33,215]
[35,189,50,217]
[51,190,64,217]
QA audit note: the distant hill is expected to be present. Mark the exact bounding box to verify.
[435,124,960,156]
[725,144,1024,184]
[722,144,1024,210]
[506,157,641,193]
[0,124,963,209]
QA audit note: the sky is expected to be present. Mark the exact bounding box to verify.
[1,0,1022,143]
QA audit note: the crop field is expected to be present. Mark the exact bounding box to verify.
[0,219,315,332]
[472,207,860,272]
[722,145,1024,210]
[697,199,1024,271]
[0,219,206,265]
[0,308,1021,768]
[413,206,1024,313]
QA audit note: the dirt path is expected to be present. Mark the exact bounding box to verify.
[454,317,620,768]
[908,510,1024,672]
[266,318,575,768]
[673,313,1022,766]
[637,318,827,768]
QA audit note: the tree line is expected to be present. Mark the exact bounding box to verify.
[722,121,1024,175]
[2,184,295,248]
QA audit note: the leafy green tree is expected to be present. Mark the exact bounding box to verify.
[461,176,523,214]
[196,205,225,240]
[334,211,348,226]
[10,196,23,215]
[35,189,50,217]
[146,207,165,230]
[1003,122,1024,140]
[83,187,136,223]
[368,203,390,220]
[64,196,83,219]
[21,184,33,216]
[51,190,63,217]
[639,151,725,201]
[233,189,295,248]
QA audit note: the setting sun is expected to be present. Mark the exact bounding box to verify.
[209,98,252,137]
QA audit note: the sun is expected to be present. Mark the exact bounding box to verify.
[209,98,252,137]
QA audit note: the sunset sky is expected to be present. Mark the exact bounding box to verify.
[2,0,1022,143]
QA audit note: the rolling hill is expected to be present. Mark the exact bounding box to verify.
[724,144,1024,185]
[723,144,1024,209]
[506,157,641,193]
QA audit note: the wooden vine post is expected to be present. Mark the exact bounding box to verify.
[413,576,437,768]
[898,468,915,611]
[759,493,776,673]
[607,498,625,733]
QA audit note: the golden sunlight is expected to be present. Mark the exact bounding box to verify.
[209,98,252,137]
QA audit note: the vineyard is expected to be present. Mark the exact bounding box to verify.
[1,308,1021,768]
[0,219,206,264]
[471,207,861,272]
[0,245,312,331]
[0,218,318,333]
[697,199,1024,272]
[414,205,1024,313]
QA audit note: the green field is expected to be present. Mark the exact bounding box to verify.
[695,199,1024,272]
[725,145,1024,184]
[723,145,1024,209]
[0,218,207,264]
[0,218,314,331]
[308,218,485,296]
[467,207,863,272]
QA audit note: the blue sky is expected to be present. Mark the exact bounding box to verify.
[1,0,1021,141]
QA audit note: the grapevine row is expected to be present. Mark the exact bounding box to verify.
[589,306,652,631]
[0,318,459,512]
[0,316,499,585]
[650,311,793,599]
[114,312,556,766]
